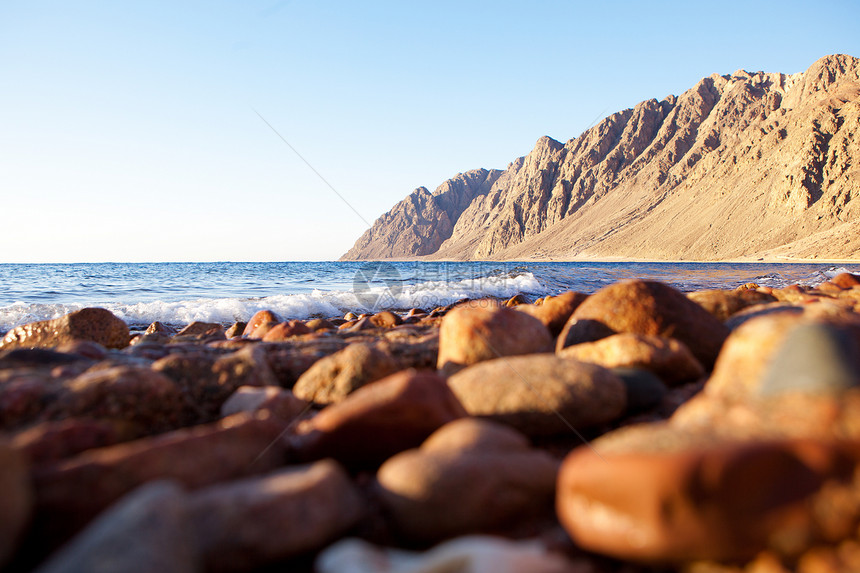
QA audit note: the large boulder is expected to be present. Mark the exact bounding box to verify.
[0,308,129,350]
[562,280,729,368]
[446,354,626,436]
[437,305,553,374]
[376,419,558,541]
[289,370,466,467]
[557,428,860,563]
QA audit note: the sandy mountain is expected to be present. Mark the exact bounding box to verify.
[341,54,860,262]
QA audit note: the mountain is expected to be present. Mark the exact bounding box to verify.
[341,54,860,262]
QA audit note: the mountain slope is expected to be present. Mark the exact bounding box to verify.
[341,54,860,261]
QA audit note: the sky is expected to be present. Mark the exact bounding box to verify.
[1,1,859,263]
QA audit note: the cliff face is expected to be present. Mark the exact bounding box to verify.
[341,54,860,261]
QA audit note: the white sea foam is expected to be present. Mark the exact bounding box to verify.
[0,272,544,331]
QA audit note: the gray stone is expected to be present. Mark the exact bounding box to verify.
[34,481,198,573]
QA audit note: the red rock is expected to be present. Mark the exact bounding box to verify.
[0,442,32,568]
[567,280,729,368]
[437,305,553,375]
[242,310,282,337]
[47,366,186,434]
[0,308,129,350]
[261,320,312,342]
[556,436,859,562]
[11,419,128,468]
[515,291,588,336]
[31,413,290,548]
[187,460,365,572]
[290,370,466,467]
[0,373,57,431]
[220,386,308,422]
[376,419,558,541]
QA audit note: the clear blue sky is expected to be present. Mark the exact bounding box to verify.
[2,0,858,263]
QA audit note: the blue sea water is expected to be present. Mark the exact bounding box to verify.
[0,261,855,332]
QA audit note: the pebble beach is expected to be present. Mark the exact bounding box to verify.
[5,274,860,572]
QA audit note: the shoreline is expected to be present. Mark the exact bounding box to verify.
[3,273,860,571]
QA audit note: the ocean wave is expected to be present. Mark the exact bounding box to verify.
[0,272,545,331]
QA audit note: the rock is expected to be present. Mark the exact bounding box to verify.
[290,370,466,467]
[437,305,553,375]
[220,386,307,421]
[724,302,805,330]
[11,419,128,468]
[224,321,246,338]
[56,340,108,361]
[758,322,860,397]
[261,320,312,342]
[145,321,176,336]
[504,294,528,307]
[446,354,626,436]
[567,280,729,368]
[698,313,813,404]
[0,442,33,568]
[0,348,91,369]
[832,272,860,289]
[343,312,358,321]
[187,460,365,572]
[33,481,196,573]
[369,311,403,328]
[46,366,186,434]
[376,419,558,541]
[687,288,778,321]
[0,308,129,350]
[306,318,336,331]
[0,372,58,430]
[246,320,278,339]
[292,343,401,404]
[242,310,282,337]
[611,368,668,414]
[556,436,859,562]
[262,338,349,388]
[557,333,705,386]
[153,346,279,424]
[515,291,588,336]
[174,322,225,341]
[555,318,617,351]
[317,536,575,573]
[31,413,290,548]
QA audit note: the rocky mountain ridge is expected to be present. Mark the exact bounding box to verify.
[341,54,860,261]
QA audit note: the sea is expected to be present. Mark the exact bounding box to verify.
[0,261,857,333]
